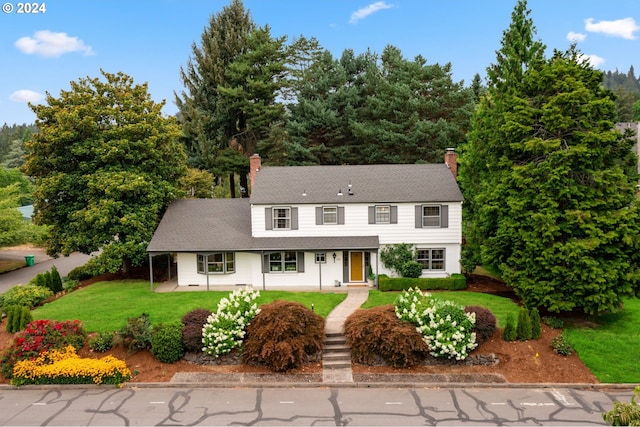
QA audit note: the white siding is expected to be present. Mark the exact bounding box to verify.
[252,202,462,245]
[176,252,254,286]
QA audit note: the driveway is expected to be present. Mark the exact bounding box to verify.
[0,246,94,293]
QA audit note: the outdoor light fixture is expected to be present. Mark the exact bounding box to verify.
[332,252,337,262]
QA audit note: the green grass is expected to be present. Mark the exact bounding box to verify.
[32,281,346,333]
[564,298,640,384]
[362,290,520,327]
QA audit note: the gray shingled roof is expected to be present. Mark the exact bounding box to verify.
[147,198,253,252]
[147,198,379,253]
[249,163,463,204]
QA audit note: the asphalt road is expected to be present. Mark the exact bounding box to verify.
[0,384,633,426]
[0,248,93,293]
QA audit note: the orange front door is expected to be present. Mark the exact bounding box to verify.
[350,252,363,282]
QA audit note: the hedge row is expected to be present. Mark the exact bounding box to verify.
[377,274,466,291]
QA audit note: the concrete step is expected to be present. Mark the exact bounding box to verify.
[323,351,351,361]
[323,359,352,369]
[324,343,350,353]
[325,335,347,345]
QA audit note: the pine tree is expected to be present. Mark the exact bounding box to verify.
[502,313,517,342]
[529,307,541,340]
[516,307,532,341]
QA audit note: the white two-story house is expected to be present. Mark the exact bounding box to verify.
[147,151,463,289]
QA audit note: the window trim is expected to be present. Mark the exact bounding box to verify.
[197,252,235,274]
[375,205,391,224]
[416,248,445,271]
[422,205,441,227]
[264,251,305,273]
[272,206,291,230]
[322,206,338,225]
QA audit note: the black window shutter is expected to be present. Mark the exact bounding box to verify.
[265,208,273,230]
[415,205,422,228]
[262,253,269,273]
[297,252,305,272]
[368,206,375,224]
[316,207,322,225]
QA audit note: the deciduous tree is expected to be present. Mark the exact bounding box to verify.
[22,70,186,272]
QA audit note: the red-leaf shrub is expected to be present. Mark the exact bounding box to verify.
[344,305,429,368]
[242,300,324,372]
[180,308,213,352]
[464,305,497,345]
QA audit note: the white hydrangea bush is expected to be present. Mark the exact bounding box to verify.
[394,287,477,360]
[202,288,261,357]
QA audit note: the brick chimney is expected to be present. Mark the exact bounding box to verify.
[250,154,261,189]
[444,148,457,179]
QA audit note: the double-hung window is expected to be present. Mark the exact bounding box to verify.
[323,207,338,224]
[197,252,235,274]
[375,205,391,224]
[273,207,291,230]
[416,249,445,270]
[422,205,441,227]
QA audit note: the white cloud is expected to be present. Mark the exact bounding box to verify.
[15,30,95,57]
[567,31,587,42]
[584,17,640,40]
[579,53,606,68]
[349,1,394,24]
[9,90,44,104]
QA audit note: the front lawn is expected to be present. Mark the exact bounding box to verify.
[32,280,346,332]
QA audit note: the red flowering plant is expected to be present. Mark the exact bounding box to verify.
[0,319,87,379]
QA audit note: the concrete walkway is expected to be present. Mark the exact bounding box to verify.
[322,286,369,383]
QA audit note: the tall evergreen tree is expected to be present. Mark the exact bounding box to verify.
[176,0,287,196]
[459,0,640,314]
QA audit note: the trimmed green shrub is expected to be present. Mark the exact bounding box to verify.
[243,300,325,372]
[151,322,184,364]
[551,334,574,356]
[89,332,115,352]
[181,308,213,353]
[1,284,53,309]
[378,274,466,291]
[516,307,532,341]
[529,307,541,339]
[503,313,517,341]
[118,313,153,352]
[399,261,423,278]
[464,305,497,345]
[345,305,429,368]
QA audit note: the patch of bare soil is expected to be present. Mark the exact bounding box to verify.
[0,274,599,384]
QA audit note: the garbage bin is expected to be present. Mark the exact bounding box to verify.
[25,255,35,267]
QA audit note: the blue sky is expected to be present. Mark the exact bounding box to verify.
[1,0,639,125]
